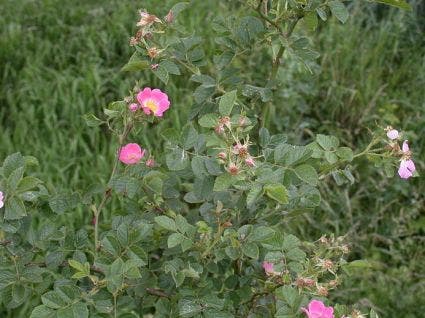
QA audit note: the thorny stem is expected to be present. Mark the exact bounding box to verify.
[94,121,133,253]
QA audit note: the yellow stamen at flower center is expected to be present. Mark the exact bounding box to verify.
[145,99,158,113]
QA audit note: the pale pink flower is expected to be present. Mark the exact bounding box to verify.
[119,143,145,165]
[262,261,274,274]
[398,140,416,179]
[0,191,4,209]
[245,156,255,167]
[386,129,399,140]
[129,103,139,112]
[302,300,334,318]
[137,87,170,117]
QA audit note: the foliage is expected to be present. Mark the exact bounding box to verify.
[0,0,421,317]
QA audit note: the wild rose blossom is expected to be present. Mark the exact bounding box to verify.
[137,87,170,117]
[119,143,145,165]
[302,300,334,318]
[0,191,4,209]
[398,140,416,179]
[386,129,399,140]
[262,261,274,275]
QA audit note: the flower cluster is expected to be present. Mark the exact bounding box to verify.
[385,127,416,179]
[129,10,161,46]
[119,87,170,165]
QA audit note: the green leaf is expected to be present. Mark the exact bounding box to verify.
[30,305,55,318]
[57,302,88,318]
[336,147,354,162]
[168,233,185,248]
[121,53,149,72]
[17,176,42,192]
[169,2,190,18]
[155,216,177,231]
[166,148,189,171]
[8,167,24,191]
[153,64,169,85]
[42,291,68,309]
[303,11,318,31]
[213,173,235,191]
[49,192,80,214]
[160,60,180,75]
[372,0,411,10]
[83,113,103,127]
[68,260,87,274]
[250,226,275,242]
[294,164,318,186]
[316,134,339,150]
[4,196,26,220]
[246,184,263,207]
[264,184,288,204]
[12,284,26,304]
[179,299,202,317]
[2,153,24,178]
[324,151,338,164]
[242,242,259,259]
[328,1,349,24]
[218,90,237,116]
[198,113,219,128]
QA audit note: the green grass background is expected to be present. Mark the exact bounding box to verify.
[1,0,424,316]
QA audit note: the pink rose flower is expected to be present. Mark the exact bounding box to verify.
[386,129,399,140]
[119,143,145,165]
[302,300,334,318]
[398,140,416,179]
[0,191,4,209]
[129,103,139,112]
[262,261,274,274]
[137,87,170,117]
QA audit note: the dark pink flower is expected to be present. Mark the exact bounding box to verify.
[302,300,334,318]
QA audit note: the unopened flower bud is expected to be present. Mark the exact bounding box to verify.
[129,103,139,112]
[296,277,315,288]
[215,124,225,135]
[317,285,328,296]
[228,163,239,175]
[165,10,174,23]
[319,235,328,244]
[245,156,255,167]
[238,116,247,127]
[322,259,334,270]
[219,116,231,128]
[129,37,138,46]
[217,152,227,160]
[329,279,339,288]
[146,158,155,167]
[147,47,160,59]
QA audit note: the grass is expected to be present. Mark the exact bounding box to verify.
[0,0,424,316]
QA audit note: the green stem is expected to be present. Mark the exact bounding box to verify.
[94,121,133,253]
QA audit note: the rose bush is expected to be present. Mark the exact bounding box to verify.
[0,0,415,317]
